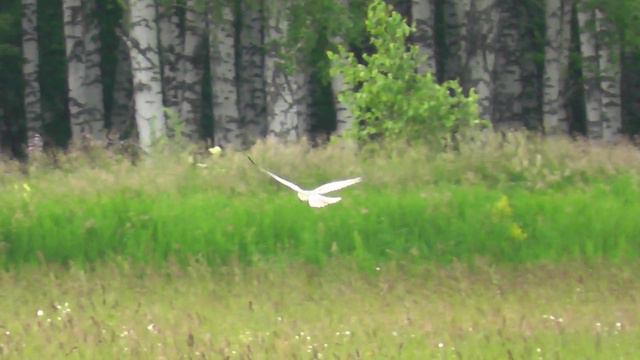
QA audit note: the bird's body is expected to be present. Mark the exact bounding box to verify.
[247,156,361,208]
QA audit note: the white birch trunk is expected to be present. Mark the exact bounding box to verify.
[179,0,205,140]
[128,0,165,151]
[596,9,622,142]
[239,0,267,145]
[264,3,303,141]
[445,0,500,120]
[577,3,602,139]
[411,0,437,75]
[82,0,105,130]
[157,2,182,117]
[64,0,104,141]
[331,67,354,135]
[21,0,43,153]
[209,4,243,148]
[456,0,500,121]
[493,1,523,129]
[543,0,572,135]
[331,0,354,136]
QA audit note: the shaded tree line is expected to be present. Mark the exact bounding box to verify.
[0,0,639,157]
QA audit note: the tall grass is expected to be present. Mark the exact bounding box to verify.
[1,132,640,268]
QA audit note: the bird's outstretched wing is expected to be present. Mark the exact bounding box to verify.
[247,156,304,193]
[308,194,342,208]
[312,177,362,194]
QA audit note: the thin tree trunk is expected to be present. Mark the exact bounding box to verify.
[209,4,243,148]
[157,2,182,118]
[596,9,621,142]
[577,2,602,139]
[411,0,437,74]
[179,0,205,140]
[493,0,523,129]
[64,0,104,141]
[21,0,43,153]
[331,67,354,135]
[443,0,462,81]
[82,0,105,130]
[128,0,165,151]
[543,0,572,135]
[445,0,500,120]
[456,0,500,121]
[239,0,267,145]
[331,0,354,136]
[264,3,305,141]
[108,37,133,141]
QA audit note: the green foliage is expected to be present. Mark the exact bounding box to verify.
[271,0,365,75]
[591,0,640,51]
[328,0,482,143]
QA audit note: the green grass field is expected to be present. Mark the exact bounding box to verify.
[1,263,638,358]
[1,134,640,267]
[1,133,639,357]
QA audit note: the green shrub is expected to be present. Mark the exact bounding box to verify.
[328,0,483,143]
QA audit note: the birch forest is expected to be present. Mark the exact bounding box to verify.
[1,0,639,156]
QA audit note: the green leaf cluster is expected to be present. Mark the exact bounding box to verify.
[328,0,483,143]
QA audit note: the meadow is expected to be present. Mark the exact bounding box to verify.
[1,132,640,358]
[1,262,638,359]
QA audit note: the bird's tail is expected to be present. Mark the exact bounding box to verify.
[308,194,342,208]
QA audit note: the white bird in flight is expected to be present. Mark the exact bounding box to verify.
[248,156,362,208]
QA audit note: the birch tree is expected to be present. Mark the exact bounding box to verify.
[239,0,267,145]
[108,37,133,141]
[492,0,544,130]
[83,0,104,130]
[543,0,571,135]
[444,0,500,121]
[331,0,354,135]
[128,0,165,151]
[492,1,523,128]
[410,0,437,74]
[577,2,602,139]
[264,2,307,141]
[596,9,622,142]
[157,2,182,118]
[209,3,243,148]
[21,0,43,153]
[458,0,500,121]
[331,60,354,135]
[443,0,462,82]
[179,0,205,139]
[63,0,105,141]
